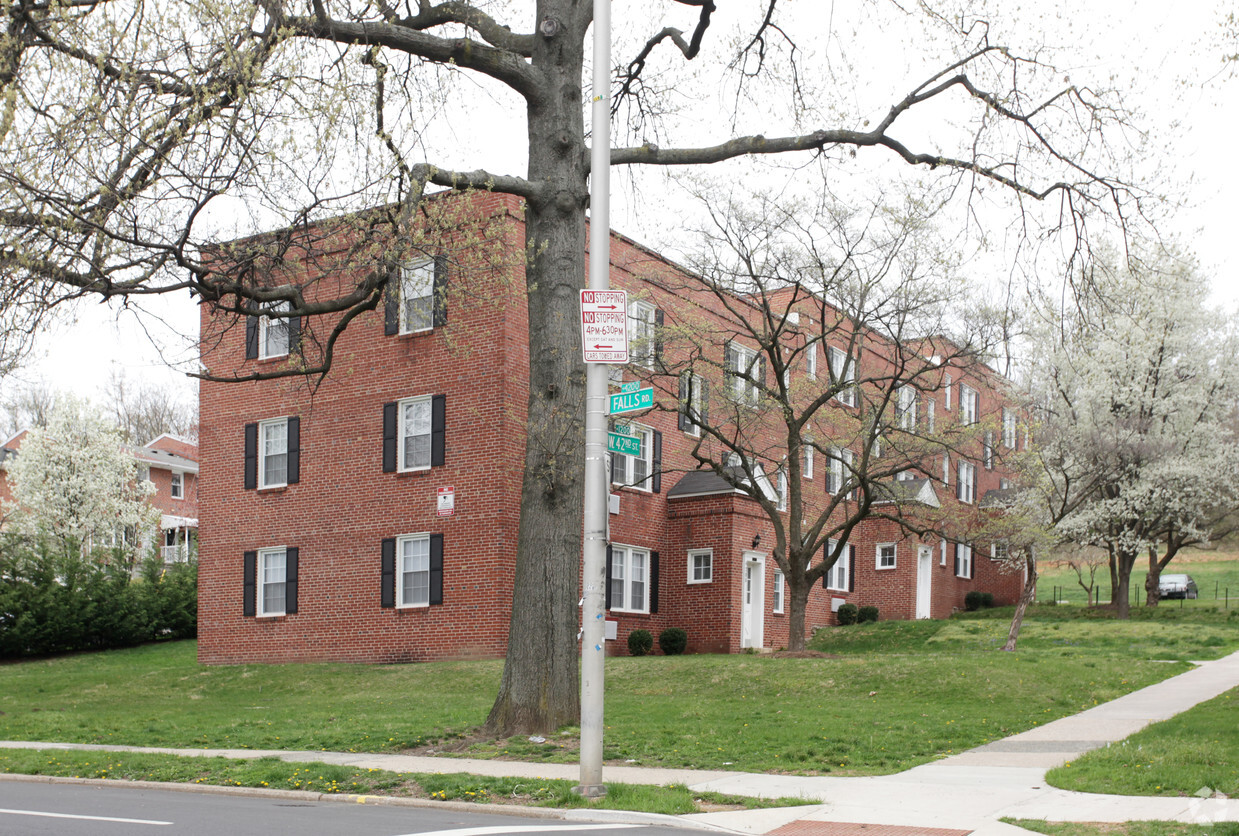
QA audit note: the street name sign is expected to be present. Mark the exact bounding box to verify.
[580,289,628,363]
[609,387,653,415]
[607,432,642,457]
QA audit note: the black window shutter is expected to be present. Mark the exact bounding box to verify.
[653,308,664,364]
[651,431,662,493]
[431,394,446,467]
[286,417,300,485]
[605,545,613,610]
[429,533,444,606]
[609,450,617,484]
[954,543,961,577]
[649,551,659,613]
[849,545,856,592]
[245,317,258,359]
[243,423,258,490]
[382,403,397,472]
[288,316,302,354]
[285,547,299,615]
[433,255,448,327]
[678,374,690,432]
[384,270,399,336]
[381,538,396,608]
[243,551,257,616]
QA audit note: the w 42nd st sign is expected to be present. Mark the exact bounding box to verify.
[580,289,628,363]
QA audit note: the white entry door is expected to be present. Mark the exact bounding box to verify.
[740,551,765,649]
[916,545,933,619]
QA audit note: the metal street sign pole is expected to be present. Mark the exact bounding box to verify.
[576,0,610,799]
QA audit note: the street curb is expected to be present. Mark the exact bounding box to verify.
[0,772,737,832]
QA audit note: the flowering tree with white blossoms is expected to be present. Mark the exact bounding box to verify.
[4,396,157,564]
[1026,249,1239,618]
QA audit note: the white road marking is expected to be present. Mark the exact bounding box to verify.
[398,825,637,836]
[0,807,173,825]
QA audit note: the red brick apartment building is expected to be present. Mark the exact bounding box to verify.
[0,430,198,561]
[197,191,1023,664]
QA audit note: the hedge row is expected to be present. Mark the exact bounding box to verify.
[0,539,197,658]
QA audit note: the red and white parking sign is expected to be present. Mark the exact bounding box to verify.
[580,289,628,363]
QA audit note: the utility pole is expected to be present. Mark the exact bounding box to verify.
[575,0,611,799]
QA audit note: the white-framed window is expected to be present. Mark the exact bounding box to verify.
[806,343,818,380]
[1003,408,1017,449]
[927,399,936,434]
[803,440,815,480]
[773,570,785,614]
[960,385,979,425]
[957,460,976,504]
[1000,477,1012,490]
[170,472,184,499]
[992,542,1009,562]
[679,371,706,436]
[611,423,654,491]
[726,341,761,405]
[955,543,973,579]
[826,447,853,495]
[396,533,431,608]
[259,301,291,359]
[829,346,856,406]
[399,258,435,334]
[137,466,151,484]
[942,452,950,485]
[629,301,656,368]
[983,431,994,470]
[609,544,649,613]
[258,547,287,616]
[687,548,713,584]
[259,418,289,489]
[944,373,953,410]
[826,539,850,591]
[940,538,948,567]
[896,469,917,481]
[898,386,918,431]
[876,542,897,570]
[398,395,433,472]
[776,468,788,511]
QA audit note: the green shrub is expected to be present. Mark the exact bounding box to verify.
[658,627,688,655]
[627,628,654,656]
[964,591,995,611]
[837,603,859,625]
[857,605,879,623]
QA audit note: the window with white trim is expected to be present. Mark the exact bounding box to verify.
[955,543,973,578]
[957,460,976,504]
[687,548,713,584]
[629,301,656,368]
[942,452,950,485]
[992,542,1009,562]
[806,344,817,380]
[258,547,287,616]
[259,301,291,359]
[898,386,918,431]
[983,431,994,470]
[944,373,953,410]
[679,372,705,436]
[940,538,948,566]
[1003,408,1017,449]
[999,477,1012,490]
[826,447,853,496]
[259,418,289,489]
[609,544,649,613]
[927,399,936,433]
[773,570,785,613]
[397,533,431,607]
[826,539,850,591]
[398,395,434,472]
[960,385,979,425]
[775,468,788,511]
[170,472,184,499]
[876,542,897,570]
[399,258,435,334]
[829,346,856,406]
[803,440,815,480]
[611,423,654,491]
[726,341,761,405]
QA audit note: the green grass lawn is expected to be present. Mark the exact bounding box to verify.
[1008,821,1239,836]
[4,602,1237,778]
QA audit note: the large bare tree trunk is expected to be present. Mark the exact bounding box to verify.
[1144,545,1161,607]
[1003,552,1038,651]
[1113,547,1137,620]
[786,578,811,651]
[486,2,589,736]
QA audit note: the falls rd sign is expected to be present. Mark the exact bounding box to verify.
[580,289,628,363]
[609,387,653,415]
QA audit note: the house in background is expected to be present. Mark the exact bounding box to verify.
[0,430,198,563]
[195,191,1024,665]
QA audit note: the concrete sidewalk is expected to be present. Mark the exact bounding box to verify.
[5,650,1239,834]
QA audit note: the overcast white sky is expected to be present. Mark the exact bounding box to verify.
[9,0,1238,407]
